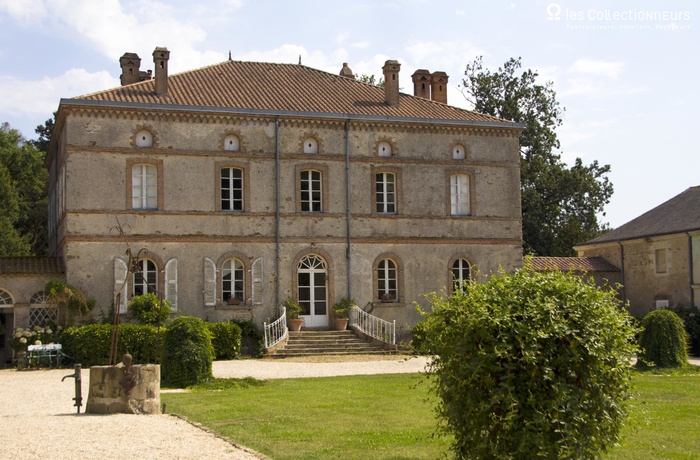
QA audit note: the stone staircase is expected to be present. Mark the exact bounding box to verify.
[271,330,393,358]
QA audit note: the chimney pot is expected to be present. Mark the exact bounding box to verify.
[382,60,401,107]
[339,62,354,79]
[430,71,449,104]
[119,52,141,86]
[153,47,170,97]
[411,69,431,99]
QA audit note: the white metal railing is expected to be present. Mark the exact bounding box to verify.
[349,305,396,345]
[264,306,287,349]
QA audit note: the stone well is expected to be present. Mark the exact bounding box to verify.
[86,355,160,415]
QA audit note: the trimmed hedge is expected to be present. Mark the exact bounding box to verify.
[61,324,160,367]
[232,319,263,357]
[638,309,688,368]
[669,305,700,356]
[205,321,242,360]
[162,316,213,388]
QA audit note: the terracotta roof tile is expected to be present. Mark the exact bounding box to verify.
[75,60,517,125]
[0,257,65,275]
[530,256,619,273]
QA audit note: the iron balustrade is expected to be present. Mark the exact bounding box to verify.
[264,306,288,349]
[349,306,396,345]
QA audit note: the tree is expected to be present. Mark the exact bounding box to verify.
[637,309,688,368]
[416,266,638,459]
[0,123,48,255]
[28,113,56,154]
[461,57,613,256]
[356,74,384,87]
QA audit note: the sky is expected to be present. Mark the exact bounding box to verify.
[0,0,696,229]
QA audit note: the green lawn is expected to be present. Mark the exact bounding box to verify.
[162,371,700,460]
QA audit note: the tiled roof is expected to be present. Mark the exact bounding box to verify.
[74,60,517,125]
[0,257,65,275]
[579,186,700,246]
[530,256,619,273]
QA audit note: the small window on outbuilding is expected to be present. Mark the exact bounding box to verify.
[224,134,240,151]
[135,129,153,148]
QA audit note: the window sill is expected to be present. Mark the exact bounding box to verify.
[216,304,253,311]
[372,301,403,307]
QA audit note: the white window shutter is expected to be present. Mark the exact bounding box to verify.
[251,257,263,305]
[114,258,128,314]
[165,258,178,311]
[204,257,217,306]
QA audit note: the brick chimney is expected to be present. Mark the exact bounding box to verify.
[382,60,401,107]
[120,53,141,86]
[339,62,354,79]
[152,47,170,97]
[430,71,449,104]
[411,69,431,99]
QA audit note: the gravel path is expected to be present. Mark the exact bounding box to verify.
[0,355,428,460]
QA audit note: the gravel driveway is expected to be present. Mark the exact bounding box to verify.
[0,355,428,460]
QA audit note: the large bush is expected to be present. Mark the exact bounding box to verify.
[205,321,242,360]
[161,316,213,388]
[638,309,688,368]
[128,293,172,326]
[669,305,700,356]
[417,267,638,459]
[61,324,160,367]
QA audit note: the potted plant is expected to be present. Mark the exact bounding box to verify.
[227,296,242,306]
[283,297,304,332]
[381,292,396,303]
[332,298,354,331]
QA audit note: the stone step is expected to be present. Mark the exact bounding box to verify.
[270,329,393,358]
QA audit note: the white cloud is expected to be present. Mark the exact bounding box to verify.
[0,0,48,25]
[569,59,624,79]
[0,69,118,118]
[351,41,370,49]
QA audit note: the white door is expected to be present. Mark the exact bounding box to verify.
[297,255,328,327]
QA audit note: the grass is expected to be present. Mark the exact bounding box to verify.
[161,368,700,460]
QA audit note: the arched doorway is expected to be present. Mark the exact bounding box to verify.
[297,255,328,327]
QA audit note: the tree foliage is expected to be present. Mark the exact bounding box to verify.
[0,122,49,255]
[416,266,638,459]
[162,316,214,388]
[128,292,172,326]
[637,309,688,368]
[45,280,95,323]
[461,57,613,256]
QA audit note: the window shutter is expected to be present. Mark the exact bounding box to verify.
[165,258,178,311]
[114,258,128,314]
[204,257,217,306]
[251,257,263,305]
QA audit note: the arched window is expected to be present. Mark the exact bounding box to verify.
[29,291,58,327]
[0,289,14,305]
[30,291,50,304]
[224,134,240,151]
[222,258,245,304]
[135,129,153,148]
[133,259,157,296]
[452,144,466,160]
[377,141,392,157]
[303,137,318,154]
[377,258,398,301]
[452,258,471,293]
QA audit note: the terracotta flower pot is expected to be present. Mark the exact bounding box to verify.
[334,318,349,331]
[288,318,303,332]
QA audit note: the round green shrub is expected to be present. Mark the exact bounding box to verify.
[128,293,172,326]
[638,309,688,368]
[161,316,214,388]
[231,319,263,357]
[205,321,242,360]
[417,267,638,459]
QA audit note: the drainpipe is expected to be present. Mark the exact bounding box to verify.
[275,116,281,315]
[688,233,695,307]
[345,119,352,300]
[619,242,627,304]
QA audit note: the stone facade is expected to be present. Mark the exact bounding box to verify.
[34,50,524,337]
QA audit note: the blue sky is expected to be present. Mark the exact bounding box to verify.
[0,0,696,229]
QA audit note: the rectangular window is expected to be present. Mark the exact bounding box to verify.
[451,174,470,215]
[655,248,667,274]
[376,172,396,214]
[132,164,157,209]
[221,167,244,211]
[300,170,322,212]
